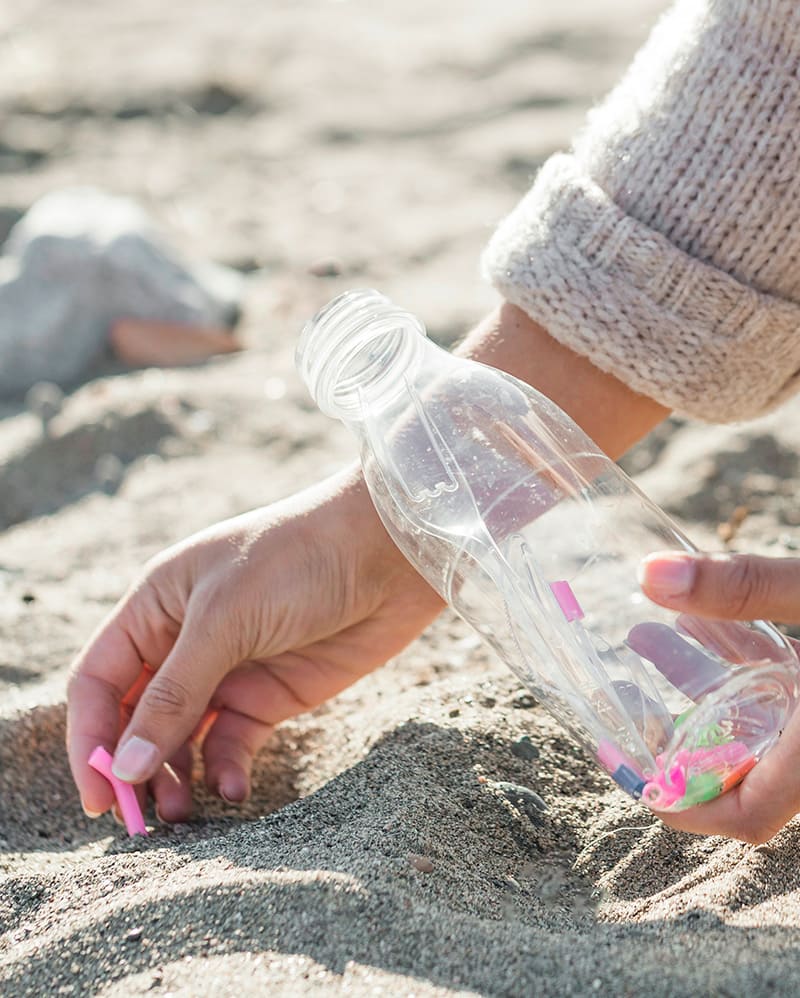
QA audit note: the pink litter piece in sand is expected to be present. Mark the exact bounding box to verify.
[550,580,584,621]
[88,745,148,836]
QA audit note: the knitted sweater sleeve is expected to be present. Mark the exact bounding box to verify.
[482,0,800,422]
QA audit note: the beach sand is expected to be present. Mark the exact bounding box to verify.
[3,1,800,994]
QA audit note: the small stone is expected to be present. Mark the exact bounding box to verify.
[511,692,538,709]
[408,853,434,873]
[308,258,342,278]
[21,592,36,604]
[448,708,460,718]
[491,781,548,820]
[94,453,125,494]
[125,927,144,943]
[511,736,540,761]
[503,874,521,893]
[25,381,64,433]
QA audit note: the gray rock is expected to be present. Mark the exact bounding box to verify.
[510,735,540,761]
[0,188,243,398]
[490,780,548,822]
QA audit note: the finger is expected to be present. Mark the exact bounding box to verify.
[202,708,273,803]
[677,614,765,664]
[626,621,728,699]
[67,626,157,815]
[151,744,194,823]
[639,552,800,622]
[112,610,234,785]
[659,701,800,843]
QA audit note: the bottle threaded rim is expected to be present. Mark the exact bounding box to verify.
[296,289,426,420]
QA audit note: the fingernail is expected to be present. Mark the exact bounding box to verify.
[112,736,159,782]
[219,777,247,804]
[639,553,697,598]
[82,802,104,819]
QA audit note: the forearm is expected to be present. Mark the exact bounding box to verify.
[458,302,669,460]
[483,1,800,423]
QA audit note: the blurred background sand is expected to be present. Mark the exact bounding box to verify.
[3,1,800,995]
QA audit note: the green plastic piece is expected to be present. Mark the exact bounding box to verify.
[674,711,732,747]
[683,771,722,806]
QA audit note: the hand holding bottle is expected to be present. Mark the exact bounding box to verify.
[640,552,800,843]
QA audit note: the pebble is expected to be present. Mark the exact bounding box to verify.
[408,853,434,873]
[308,257,342,278]
[94,453,125,494]
[490,781,548,820]
[510,736,540,761]
[125,927,143,943]
[25,381,64,434]
[511,692,538,709]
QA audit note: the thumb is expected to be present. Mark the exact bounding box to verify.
[639,551,800,622]
[111,614,234,784]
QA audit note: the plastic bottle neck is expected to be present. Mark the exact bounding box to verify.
[296,289,427,422]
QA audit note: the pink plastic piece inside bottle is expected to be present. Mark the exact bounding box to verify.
[88,745,148,836]
[550,580,584,621]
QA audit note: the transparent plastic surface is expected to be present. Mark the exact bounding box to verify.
[297,290,800,812]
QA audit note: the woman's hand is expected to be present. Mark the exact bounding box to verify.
[67,468,443,821]
[639,551,800,843]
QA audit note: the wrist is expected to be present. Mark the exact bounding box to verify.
[332,463,445,610]
[458,303,669,459]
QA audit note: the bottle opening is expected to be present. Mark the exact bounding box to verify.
[296,289,426,421]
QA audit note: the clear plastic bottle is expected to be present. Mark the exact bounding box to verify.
[297,289,800,812]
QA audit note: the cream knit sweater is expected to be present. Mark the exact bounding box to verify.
[482,0,800,422]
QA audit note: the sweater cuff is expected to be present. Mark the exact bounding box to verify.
[482,154,800,423]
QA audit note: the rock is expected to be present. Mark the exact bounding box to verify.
[308,257,342,278]
[510,736,540,761]
[25,381,64,433]
[408,853,434,873]
[94,453,125,494]
[490,781,548,821]
[511,692,538,709]
[0,188,243,398]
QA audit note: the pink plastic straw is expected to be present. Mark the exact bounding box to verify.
[88,745,148,836]
[550,580,584,621]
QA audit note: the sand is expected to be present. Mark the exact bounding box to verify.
[3,0,800,994]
